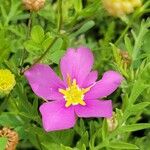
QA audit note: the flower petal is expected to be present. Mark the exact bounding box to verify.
[75,99,112,118]
[24,64,65,100]
[60,47,94,86]
[82,71,98,88]
[85,71,123,99]
[39,101,76,131]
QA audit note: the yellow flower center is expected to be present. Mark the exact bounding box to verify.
[59,75,91,107]
[0,69,16,95]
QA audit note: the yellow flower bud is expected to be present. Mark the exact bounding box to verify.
[102,0,142,17]
[0,69,16,96]
[122,1,134,14]
[131,0,142,7]
[23,0,45,11]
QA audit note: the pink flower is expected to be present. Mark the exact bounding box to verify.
[24,47,123,132]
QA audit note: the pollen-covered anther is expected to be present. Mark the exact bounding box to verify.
[59,79,91,107]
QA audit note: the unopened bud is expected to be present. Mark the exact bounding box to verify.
[102,0,142,17]
[0,127,19,150]
[23,0,45,11]
[120,50,131,67]
[106,112,118,132]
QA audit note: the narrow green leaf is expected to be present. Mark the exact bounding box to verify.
[119,123,150,133]
[42,143,60,150]
[108,142,139,149]
[80,0,100,17]
[0,5,7,19]
[116,109,124,125]
[61,144,73,150]
[124,34,133,55]
[129,80,147,104]
[130,102,150,113]
[74,0,82,13]
[77,131,89,147]
[102,119,108,141]
[72,20,95,36]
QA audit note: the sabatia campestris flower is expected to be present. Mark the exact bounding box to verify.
[25,47,123,132]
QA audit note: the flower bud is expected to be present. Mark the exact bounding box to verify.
[0,127,19,150]
[23,0,45,11]
[102,0,142,17]
[106,112,118,132]
[0,69,16,97]
[120,50,131,67]
[131,0,142,7]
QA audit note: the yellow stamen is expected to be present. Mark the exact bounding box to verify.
[66,74,72,87]
[59,75,91,108]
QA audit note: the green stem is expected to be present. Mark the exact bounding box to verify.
[29,37,58,67]
[36,134,44,150]
[20,12,32,74]
[115,1,149,45]
[0,95,10,114]
[57,0,63,32]
[24,0,62,72]
[115,24,130,45]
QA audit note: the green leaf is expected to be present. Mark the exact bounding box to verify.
[76,144,86,150]
[130,102,150,113]
[77,131,89,148]
[42,35,53,50]
[50,38,63,52]
[24,40,42,54]
[102,119,108,141]
[116,109,124,126]
[31,25,44,43]
[50,50,65,64]
[74,0,82,13]
[132,18,150,65]
[129,80,147,104]
[119,123,150,133]
[124,34,133,55]
[44,38,64,64]
[42,143,60,150]
[72,20,95,36]
[0,113,23,127]
[108,142,139,149]
[60,144,73,150]
[0,137,7,150]
[80,0,100,17]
